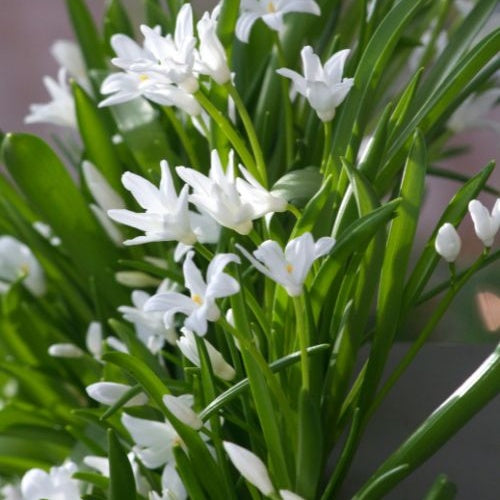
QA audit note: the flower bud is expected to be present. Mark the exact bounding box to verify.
[223,442,274,496]
[468,199,500,247]
[435,223,461,262]
[86,382,148,407]
[48,343,84,358]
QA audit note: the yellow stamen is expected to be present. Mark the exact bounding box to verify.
[267,2,276,13]
[192,294,203,305]
[20,264,30,275]
[286,263,294,274]
[139,74,149,81]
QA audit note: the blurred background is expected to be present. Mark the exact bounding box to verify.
[0,2,498,498]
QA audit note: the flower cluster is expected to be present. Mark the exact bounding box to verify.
[100,4,229,115]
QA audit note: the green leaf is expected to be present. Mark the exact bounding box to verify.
[74,472,109,490]
[104,0,134,56]
[1,134,123,309]
[107,98,176,173]
[354,343,500,498]
[271,166,323,207]
[358,131,427,415]
[423,474,457,500]
[217,0,240,50]
[108,429,137,500]
[73,82,124,193]
[65,0,106,70]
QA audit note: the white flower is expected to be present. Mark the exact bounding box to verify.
[237,232,335,296]
[448,89,500,135]
[195,7,231,84]
[21,461,80,500]
[99,7,202,115]
[177,328,236,381]
[236,0,320,43]
[223,442,274,496]
[86,382,148,407]
[51,40,88,89]
[25,68,76,128]
[177,150,286,235]
[119,281,179,353]
[122,413,180,469]
[435,223,461,263]
[0,236,46,296]
[277,46,354,121]
[145,251,240,336]
[468,199,500,247]
[48,343,84,358]
[108,161,198,245]
[163,394,203,430]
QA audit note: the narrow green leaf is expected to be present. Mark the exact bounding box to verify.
[65,0,106,70]
[423,474,457,500]
[73,82,123,193]
[104,0,134,55]
[354,343,500,498]
[216,0,240,50]
[271,166,323,207]
[358,131,427,415]
[74,472,109,490]
[108,429,137,500]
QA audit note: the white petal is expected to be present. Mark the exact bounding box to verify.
[86,321,103,358]
[163,394,202,430]
[86,382,148,407]
[48,343,84,358]
[235,12,261,43]
[279,490,306,500]
[223,442,274,495]
[121,171,165,212]
[278,0,321,16]
[183,252,207,297]
[435,223,461,263]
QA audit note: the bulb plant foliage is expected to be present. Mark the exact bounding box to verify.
[0,0,499,499]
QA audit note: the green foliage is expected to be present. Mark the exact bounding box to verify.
[0,1,498,498]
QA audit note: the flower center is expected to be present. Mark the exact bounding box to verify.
[192,294,203,305]
[139,74,149,82]
[286,263,294,274]
[267,2,276,13]
[20,264,30,275]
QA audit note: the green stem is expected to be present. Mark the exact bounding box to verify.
[292,295,310,391]
[218,316,293,420]
[226,84,268,187]
[287,204,302,220]
[320,121,332,174]
[274,34,294,167]
[195,90,257,176]
[163,107,200,167]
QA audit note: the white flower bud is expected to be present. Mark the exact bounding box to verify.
[86,382,148,407]
[468,199,500,247]
[48,343,84,358]
[223,442,274,496]
[435,223,461,262]
[163,394,203,430]
[86,321,103,359]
